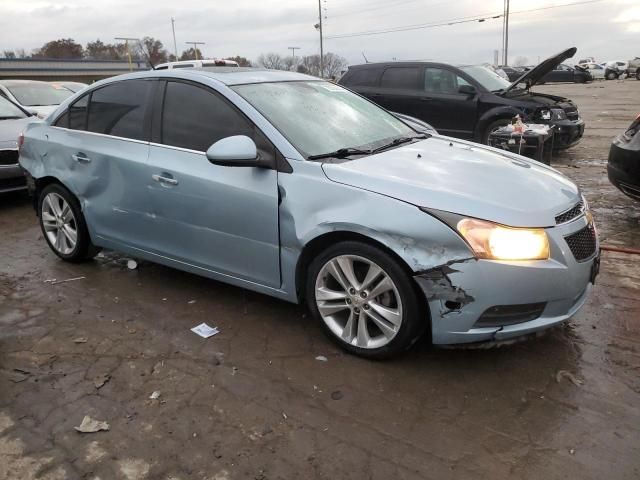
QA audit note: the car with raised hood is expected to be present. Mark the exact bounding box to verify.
[19,67,599,358]
[608,114,640,201]
[0,80,74,119]
[339,47,586,149]
[0,96,35,194]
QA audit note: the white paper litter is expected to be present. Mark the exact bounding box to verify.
[315,355,328,362]
[126,259,138,270]
[191,323,220,338]
[149,390,161,400]
[74,415,110,433]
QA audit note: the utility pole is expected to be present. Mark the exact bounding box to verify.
[115,37,140,71]
[171,18,178,60]
[288,47,300,60]
[185,41,205,60]
[504,0,510,66]
[318,0,324,78]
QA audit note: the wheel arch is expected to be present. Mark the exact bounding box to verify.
[475,106,525,141]
[295,230,422,303]
[33,176,74,213]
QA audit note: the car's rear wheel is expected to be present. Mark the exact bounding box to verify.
[606,71,618,80]
[38,183,100,262]
[306,241,427,359]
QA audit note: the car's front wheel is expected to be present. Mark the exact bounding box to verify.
[306,241,427,359]
[482,118,512,145]
[38,183,100,262]
[606,71,618,80]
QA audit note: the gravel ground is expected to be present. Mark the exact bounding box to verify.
[1,79,639,480]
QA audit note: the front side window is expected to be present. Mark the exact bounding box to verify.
[87,80,150,140]
[344,68,382,87]
[161,81,253,152]
[232,81,415,158]
[424,68,469,94]
[380,67,420,89]
[69,95,89,130]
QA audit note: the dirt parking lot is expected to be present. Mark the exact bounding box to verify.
[1,80,639,480]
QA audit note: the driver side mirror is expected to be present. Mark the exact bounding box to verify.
[206,135,259,167]
[458,85,476,96]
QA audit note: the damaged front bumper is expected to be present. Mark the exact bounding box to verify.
[415,214,598,345]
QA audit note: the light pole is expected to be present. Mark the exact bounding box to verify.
[501,0,510,65]
[171,18,178,60]
[288,47,300,60]
[316,0,324,78]
[115,37,140,71]
[185,41,205,60]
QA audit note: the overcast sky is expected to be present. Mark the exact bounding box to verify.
[0,0,638,66]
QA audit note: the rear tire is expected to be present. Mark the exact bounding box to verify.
[606,71,618,80]
[38,183,100,262]
[305,241,427,359]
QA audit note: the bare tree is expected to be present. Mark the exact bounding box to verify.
[322,52,348,78]
[32,39,84,59]
[137,37,169,65]
[15,49,28,59]
[282,55,300,72]
[225,56,251,67]
[257,52,285,70]
[2,50,16,59]
[513,56,529,67]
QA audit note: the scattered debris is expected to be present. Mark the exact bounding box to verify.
[232,366,238,376]
[73,337,88,344]
[191,322,220,339]
[74,416,110,433]
[10,368,31,383]
[126,259,138,270]
[188,300,196,304]
[44,278,57,283]
[315,355,328,362]
[94,374,111,389]
[556,370,583,387]
[149,391,161,400]
[330,390,344,400]
[49,276,86,285]
[282,412,288,420]
[569,448,576,455]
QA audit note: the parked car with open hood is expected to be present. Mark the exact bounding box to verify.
[608,114,640,201]
[0,96,34,193]
[339,47,585,149]
[0,80,74,119]
[19,67,599,358]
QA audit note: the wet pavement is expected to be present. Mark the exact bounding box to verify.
[1,80,639,480]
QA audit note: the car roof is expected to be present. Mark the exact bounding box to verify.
[92,67,319,87]
[347,61,461,69]
[0,79,52,86]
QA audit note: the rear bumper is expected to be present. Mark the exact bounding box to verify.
[0,164,27,193]
[551,119,585,149]
[417,213,598,345]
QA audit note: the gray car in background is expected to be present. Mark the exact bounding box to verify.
[0,96,34,193]
[0,80,74,118]
[19,68,599,358]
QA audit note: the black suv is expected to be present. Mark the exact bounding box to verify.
[339,47,585,149]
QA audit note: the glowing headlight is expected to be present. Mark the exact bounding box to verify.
[456,218,550,261]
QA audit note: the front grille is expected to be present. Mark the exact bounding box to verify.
[475,303,546,328]
[0,149,19,166]
[555,201,584,224]
[565,224,597,262]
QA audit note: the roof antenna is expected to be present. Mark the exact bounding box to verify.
[362,52,369,63]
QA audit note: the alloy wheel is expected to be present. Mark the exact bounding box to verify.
[314,255,403,349]
[41,192,78,255]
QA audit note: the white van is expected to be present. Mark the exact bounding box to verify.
[154,59,239,70]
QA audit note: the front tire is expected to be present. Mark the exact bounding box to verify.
[482,118,512,145]
[38,183,100,262]
[305,241,427,359]
[605,71,618,80]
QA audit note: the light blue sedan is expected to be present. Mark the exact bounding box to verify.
[19,68,599,358]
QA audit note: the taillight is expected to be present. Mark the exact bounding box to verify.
[18,132,24,152]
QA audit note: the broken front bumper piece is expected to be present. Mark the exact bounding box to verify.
[415,215,598,345]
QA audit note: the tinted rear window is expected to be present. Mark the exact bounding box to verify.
[87,80,150,140]
[380,67,420,89]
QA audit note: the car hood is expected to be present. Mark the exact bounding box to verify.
[0,116,33,146]
[505,47,577,93]
[321,136,580,228]
[28,105,58,119]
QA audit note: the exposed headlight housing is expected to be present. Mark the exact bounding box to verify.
[539,109,552,121]
[456,218,550,261]
[552,108,567,120]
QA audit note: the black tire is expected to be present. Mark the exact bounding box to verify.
[605,71,618,81]
[38,183,100,262]
[636,71,640,81]
[305,240,428,359]
[482,118,512,145]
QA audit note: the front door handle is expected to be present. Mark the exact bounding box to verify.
[72,153,91,163]
[152,174,178,186]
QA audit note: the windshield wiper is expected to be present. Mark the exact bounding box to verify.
[370,134,427,154]
[307,147,372,160]
[0,116,22,120]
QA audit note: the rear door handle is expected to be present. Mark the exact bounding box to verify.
[152,174,178,186]
[72,153,91,163]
